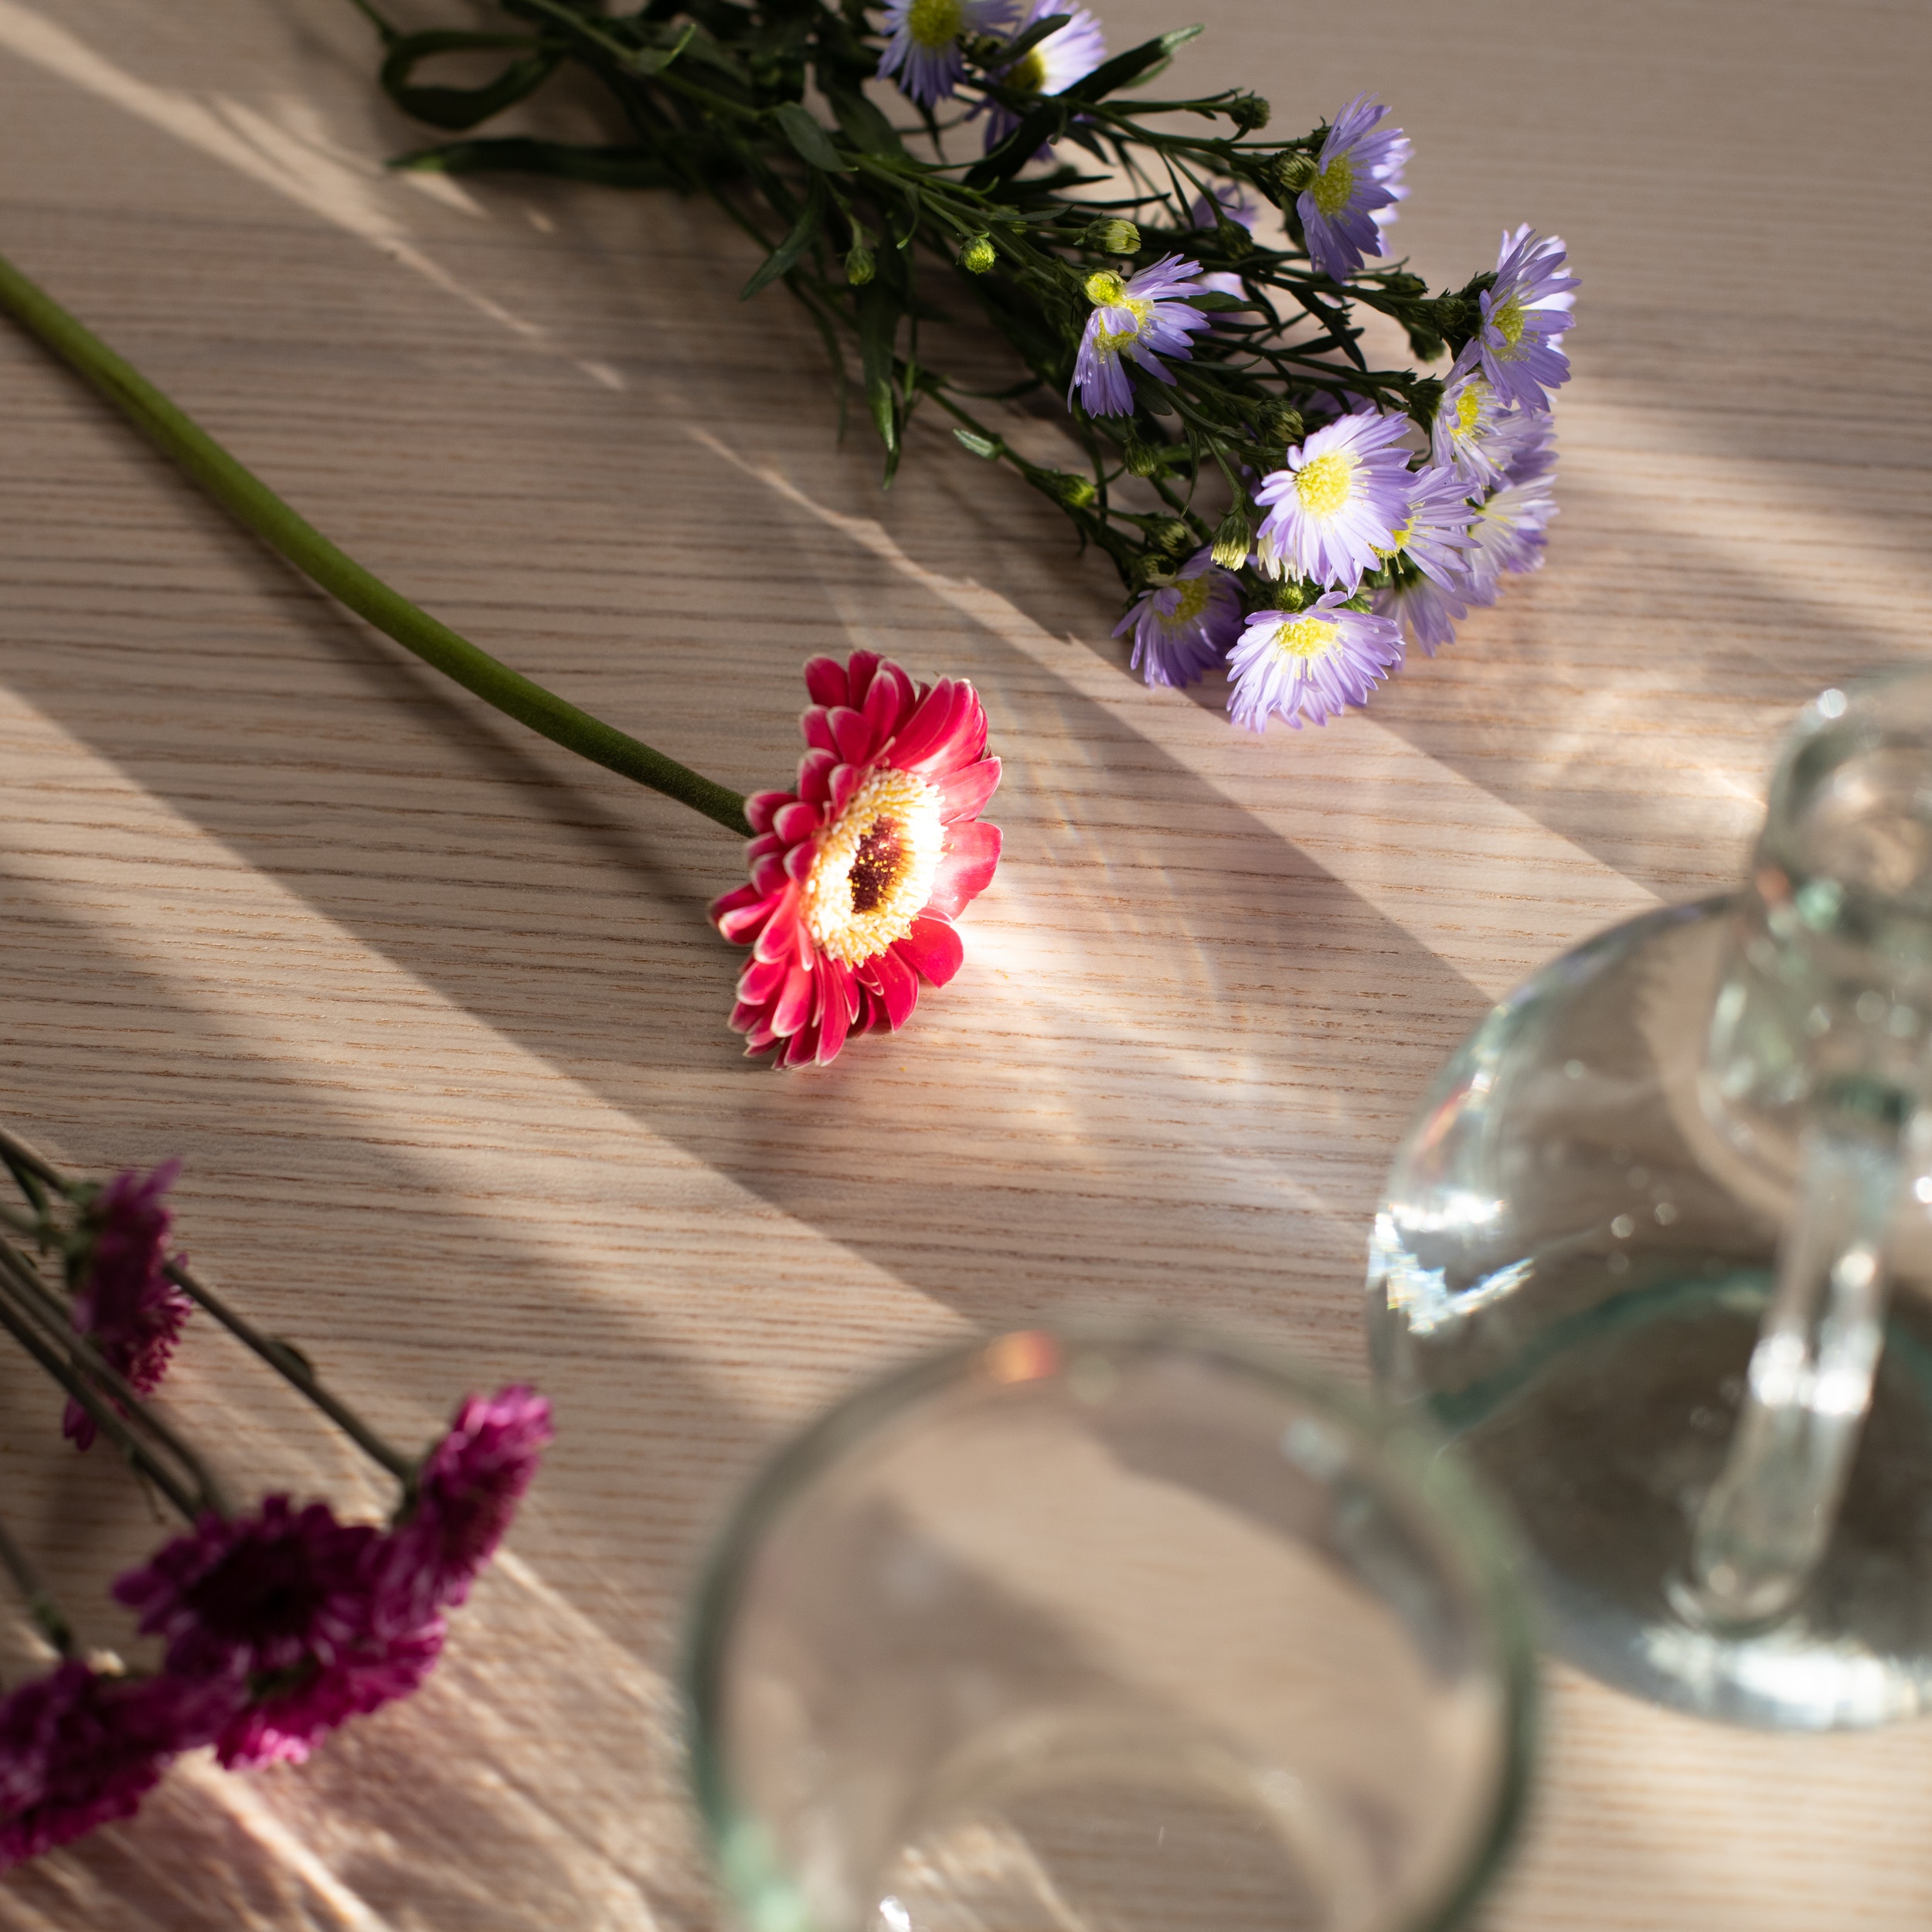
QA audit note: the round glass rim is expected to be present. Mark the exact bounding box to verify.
[680,1318,1539,1932]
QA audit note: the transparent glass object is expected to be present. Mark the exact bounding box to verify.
[1369,671,1932,1730]
[685,1323,1535,1932]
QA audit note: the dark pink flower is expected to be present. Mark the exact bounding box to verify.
[0,1662,220,1869]
[710,652,1003,1067]
[64,1161,192,1451]
[379,1386,553,1628]
[111,1496,441,1769]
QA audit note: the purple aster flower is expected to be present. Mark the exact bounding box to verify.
[1227,594,1403,731]
[1492,403,1558,486]
[1452,225,1577,412]
[1068,254,1210,417]
[1384,462,1478,591]
[63,1161,192,1452]
[112,1495,443,1769]
[1113,549,1245,689]
[1297,94,1410,283]
[878,0,1017,108]
[1376,576,1478,658]
[379,1386,553,1628]
[0,1662,222,1869]
[976,0,1106,151]
[1253,410,1417,590]
[1467,473,1560,599]
[1430,369,1512,489]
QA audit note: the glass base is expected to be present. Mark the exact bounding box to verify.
[1369,897,1932,1730]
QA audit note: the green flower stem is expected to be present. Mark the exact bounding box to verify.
[0,1514,73,1662]
[0,251,753,841]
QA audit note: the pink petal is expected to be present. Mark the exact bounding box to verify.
[773,800,823,844]
[828,763,864,817]
[863,661,916,742]
[815,959,852,1063]
[804,657,849,709]
[894,914,964,988]
[742,1014,779,1051]
[784,1024,821,1068]
[737,953,790,1004]
[863,944,921,1029]
[796,748,837,804]
[772,962,814,1037]
[784,842,815,883]
[750,852,787,894]
[801,706,838,756]
[745,791,794,836]
[894,681,986,776]
[926,820,1002,918]
[828,707,876,766]
[934,757,1001,825]
[751,893,804,964]
[844,651,883,709]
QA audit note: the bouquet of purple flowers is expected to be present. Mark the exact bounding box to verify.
[0,1128,552,1867]
[350,0,1577,730]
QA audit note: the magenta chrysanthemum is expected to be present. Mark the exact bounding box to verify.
[0,1662,221,1869]
[1226,594,1404,732]
[1253,410,1417,591]
[112,1496,442,1769]
[1113,549,1244,689]
[710,652,1002,1069]
[877,0,1015,107]
[63,1161,192,1452]
[1452,225,1577,412]
[1068,255,1210,417]
[976,0,1106,151]
[1298,94,1410,283]
[380,1386,553,1628]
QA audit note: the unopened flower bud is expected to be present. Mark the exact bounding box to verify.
[1120,427,1160,478]
[1132,551,1175,590]
[1272,151,1317,196]
[1257,400,1304,447]
[1084,218,1141,257]
[1226,94,1270,132]
[845,243,876,287]
[1051,471,1097,508]
[1210,505,1253,570]
[1273,577,1318,612]
[1148,518,1192,557]
[960,234,997,274]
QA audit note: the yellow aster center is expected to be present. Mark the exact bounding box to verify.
[907,0,964,48]
[1166,573,1214,622]
[1086,271,1153,355]
[1007,46,1047,93]
[1491,296,1526,347]
[1454,378,1489,438]
[1373,519,1413,560]
[1309,153,1355,218]
[801,766,946,966]
[1294,449,1354,519]
[1272,616,1340,661]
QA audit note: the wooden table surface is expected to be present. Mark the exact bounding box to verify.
[2,0,1929,1923]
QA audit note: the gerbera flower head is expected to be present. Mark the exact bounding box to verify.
[63,1161,192,1452]
[710,652,1002,1069]
[380,1386,553,1628]
[1380,462,1478,592]
[112,1495,443,1769]
[1227,592,1404,732]
[977,0,1106,151]
[0,1662,222,1869]
[1467,473,1560,598]
[1253,410,1417,590]
[1067,254,1210,417]
[1297,94,1410,283]
[878,0,1017,107]
[1113,549,1244,689]
[1455,225,1577,411]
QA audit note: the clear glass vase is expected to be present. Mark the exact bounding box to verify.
[1368,669,1932,1730]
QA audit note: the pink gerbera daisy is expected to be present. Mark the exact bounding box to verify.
[710,652,1003,1068]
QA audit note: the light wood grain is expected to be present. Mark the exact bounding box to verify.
[2,0,1930,1923]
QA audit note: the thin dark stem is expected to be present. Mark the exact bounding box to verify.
[164,1262,417,1484]
[0,251,753,840]
[0,1124,62,1190]
[0,1516,74,1661]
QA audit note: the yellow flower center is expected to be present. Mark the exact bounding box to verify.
[1007,46,1048,93]
[1271,616,1340,662]
[1373,519,1413,560]
[801,767,945,966]
[1086,271,1153,355]
[1491,296,1526,349]
[1454,378,1489,438]
[1167,573,1214,621]
[1294,450,1354,519]
[1309,153,1355,218]
[907,0,964,48]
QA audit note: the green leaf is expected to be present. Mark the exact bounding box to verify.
[1187,291,1254,311]
[742,173,827,301]
[379,30,560,132]
[965,100,1066,186]
[630,22,696,76]
[858,282,901,457]
[1067,25,1202,103]
[389,136,682,187]
[954,428,1002,458]
[774,100,852,172]
[990,12,1071,66]
[828,89,904,156]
